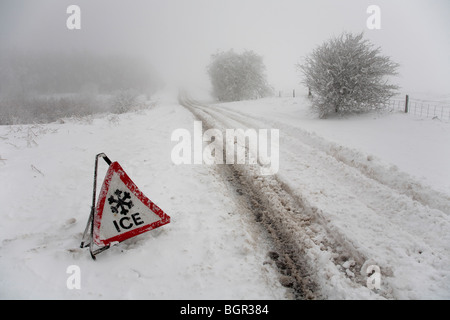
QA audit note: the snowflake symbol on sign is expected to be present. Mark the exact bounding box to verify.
[108,189,134,215]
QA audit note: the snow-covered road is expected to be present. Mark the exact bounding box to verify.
[179,93,450,299]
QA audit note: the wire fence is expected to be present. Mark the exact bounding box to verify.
[277,89,450,121]
[388,95,450,121]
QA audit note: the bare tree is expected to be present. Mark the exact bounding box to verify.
[298,32,399,118]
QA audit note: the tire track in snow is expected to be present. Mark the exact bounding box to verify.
[194,102,450,256]
[202,103,450,215]
[181,96,450,299]
[178,94,386,299]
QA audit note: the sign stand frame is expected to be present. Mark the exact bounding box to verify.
[80,153,112,260]
[80,152,170,260]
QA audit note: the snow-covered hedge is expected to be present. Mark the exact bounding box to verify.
[298,32,399,118]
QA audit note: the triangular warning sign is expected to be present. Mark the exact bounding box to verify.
[92,161,170,247]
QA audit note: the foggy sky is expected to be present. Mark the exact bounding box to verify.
[1,0,449,95]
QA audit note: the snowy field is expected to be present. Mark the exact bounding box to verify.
[0,93,287,299]
[1,91,449,299]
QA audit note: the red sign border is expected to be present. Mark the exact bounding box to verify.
[93,161,170,247]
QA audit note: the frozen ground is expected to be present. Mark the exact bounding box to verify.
[1,90,449,299]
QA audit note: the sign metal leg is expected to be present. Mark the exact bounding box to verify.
[80,153,112,259]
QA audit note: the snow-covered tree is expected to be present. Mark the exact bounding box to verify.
[207,50,272,102]
[298,32,399,118]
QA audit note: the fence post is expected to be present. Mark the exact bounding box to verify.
[293,89,295,98]
[405,95,409,113]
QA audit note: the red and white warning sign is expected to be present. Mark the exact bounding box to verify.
[93,161,170,246]
[80,153,170,258]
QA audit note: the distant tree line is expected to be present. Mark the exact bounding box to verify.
[0,51,161,124]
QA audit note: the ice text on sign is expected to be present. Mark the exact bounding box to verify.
[113,212,144,232]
